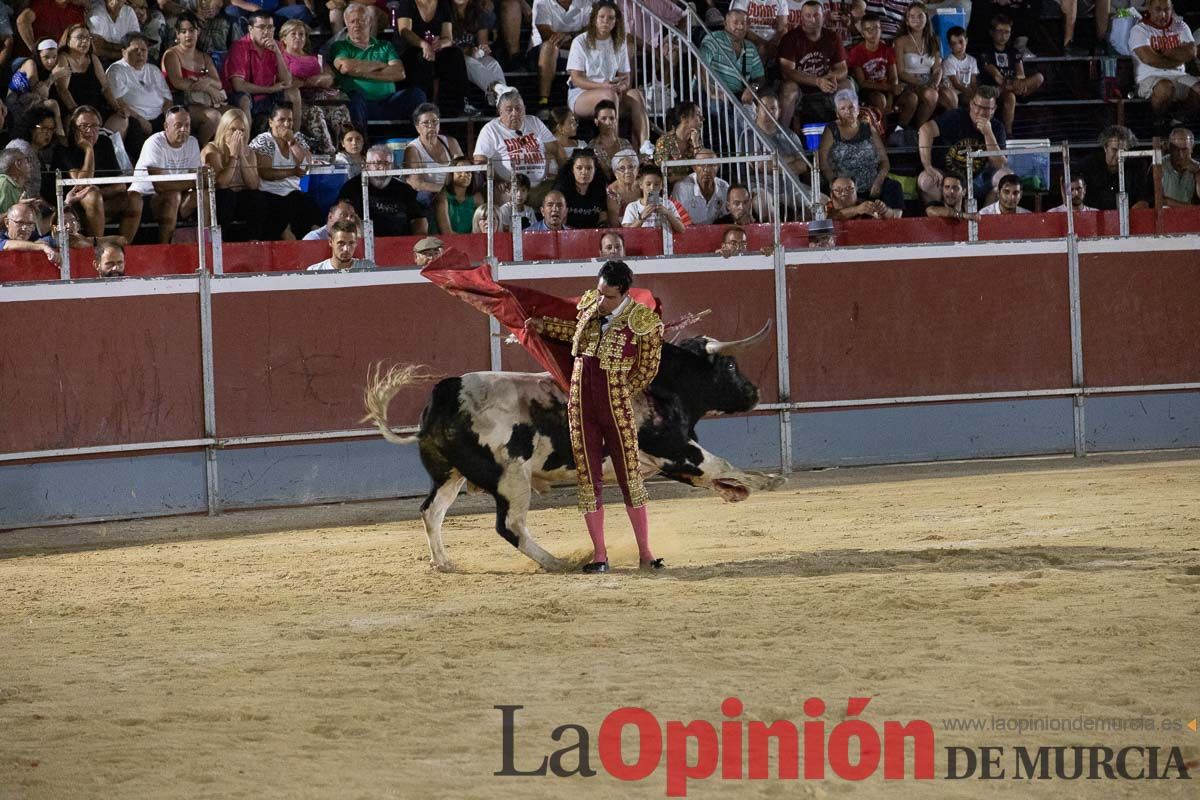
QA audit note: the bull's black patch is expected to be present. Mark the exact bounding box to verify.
[529,399,574,471]
[506,423,535,461]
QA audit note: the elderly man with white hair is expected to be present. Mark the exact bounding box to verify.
[330,3,427,131]
[336,143,429,237]
[473,89,564,206]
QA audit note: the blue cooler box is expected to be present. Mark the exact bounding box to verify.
[1006,139,1051,194]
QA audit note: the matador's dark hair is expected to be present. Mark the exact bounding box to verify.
[598,260,633,293]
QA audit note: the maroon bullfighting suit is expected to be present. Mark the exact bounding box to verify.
[538,290,664,513]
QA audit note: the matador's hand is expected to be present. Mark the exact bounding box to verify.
[524,317,544,333]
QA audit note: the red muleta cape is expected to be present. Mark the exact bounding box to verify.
[420,250,661,392]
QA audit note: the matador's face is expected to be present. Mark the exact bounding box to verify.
[596,279,624,315]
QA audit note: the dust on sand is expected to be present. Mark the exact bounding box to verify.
[2,453,1198,799]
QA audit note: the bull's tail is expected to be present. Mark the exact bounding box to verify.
[361,363,441,446]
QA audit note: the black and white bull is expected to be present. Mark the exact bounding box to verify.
[362,324,784,571]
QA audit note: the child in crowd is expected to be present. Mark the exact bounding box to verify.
[435,155,483,234]
[334,125,365,178]
[847,13,900,115]
[941,26,978,108]
[977,13,1043,136]
[499,173,537,231]
[547,106,583,182]
[621,163,684,233]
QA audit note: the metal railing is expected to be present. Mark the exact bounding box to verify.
[1116,148,1163,237]
[622,0,816,219]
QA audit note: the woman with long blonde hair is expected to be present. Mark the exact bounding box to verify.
[201,108,268,240]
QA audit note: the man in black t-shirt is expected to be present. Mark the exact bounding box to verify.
[1076,125,1152,211]
[916,85,1012,206]
[976,13,1043,136]
[57,106,143,243]
[337,144,430,238]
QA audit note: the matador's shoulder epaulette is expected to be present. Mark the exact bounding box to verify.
[577,289,601,310]
[628,302,663,336]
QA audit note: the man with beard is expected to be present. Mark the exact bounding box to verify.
[924,173,978,221]
[337,144,429,237]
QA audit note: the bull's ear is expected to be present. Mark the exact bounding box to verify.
[704,320,772,356]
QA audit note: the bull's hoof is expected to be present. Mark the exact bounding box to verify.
[714,479,751,502]
[430,559,457,573]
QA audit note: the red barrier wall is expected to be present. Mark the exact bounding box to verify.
[0,293,204,453]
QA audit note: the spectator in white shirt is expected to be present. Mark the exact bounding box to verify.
[1048,176,1098,212]
[130,105,201,242]
[621,162,684,232]
[979,173,1030,215]
[564,2,648,148]
[88,0,141,62]
[105,33,172,159]
[306,219,375,270]
[530,0,592,106]
[670,147,729,226]
[473,89,563,204]
[1129,0,1198,126]
[303,199,360,240]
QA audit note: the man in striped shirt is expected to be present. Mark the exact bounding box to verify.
[700,9,768,101]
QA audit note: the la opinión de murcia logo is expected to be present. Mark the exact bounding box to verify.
[495,700,1193,797]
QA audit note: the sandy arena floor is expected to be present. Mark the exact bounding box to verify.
[2,452,1198,799]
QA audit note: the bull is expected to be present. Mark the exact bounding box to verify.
[362,322,783,572]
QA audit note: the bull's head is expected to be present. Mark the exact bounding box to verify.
[655,321,772,419]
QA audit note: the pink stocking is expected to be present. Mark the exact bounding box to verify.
[584,508,607,563]
[626,504,652,561]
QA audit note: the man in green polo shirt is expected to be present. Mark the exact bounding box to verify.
[699,9,766,103]
[330,3,426,131]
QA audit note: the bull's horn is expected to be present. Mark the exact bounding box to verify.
[705,320,773,356]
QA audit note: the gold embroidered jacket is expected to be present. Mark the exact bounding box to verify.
[540,290,664,393]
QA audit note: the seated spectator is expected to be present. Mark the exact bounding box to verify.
[728,0,785,64]
[671,148,729,226]
[7,107,61,201]
[194,0,233,58]
[779,0,848,126]
[718,224,747,257]
[1048,176,1097,212]
[714,185,757,225]
[472,89,561,203]
[224,11,299,121]
[917,85,1009,205]
[979,173,1029,214]
[306,219,375,270]
[527,188,570,231]
[827,174,893,219]
[47,207,95,249]
[472,202,500,233]
[942,25,978,108]
[331,3,425,130]
[1077,125,1151,210]
[279,19,349,155]
[499,171,537,230]
[87,0,140,62]
[538,108,580,184]
[251,100,320,238]
[396,0,468,116]
[622,163,684,232]
[605,146,639,224]
[1162,127,1199,206]
[303,198,359,240]
[806,215,835,247]
[163,13,226,145]
[7,39,65,134]
[556,148,608,228]
[335,123,365,178]
[654,101,703,184]
[699,9,766,103]
[131,105,200,242]
[403,102,463,203]
[894,3,948,130]
[58,104,144,241]
[598,229,624,257]
[93,239,125,276]
[977,13,1043,137]
[450,0,506,107]
[16,0,85,60]
[924,172,977,220]
[587,99,631,182]
[201,107,268,240]
[496,0,530,61]
[435,154,483,233]
[818,89,903,214]
[53,24,126,136]
[565,2,648,148]
[106,33,172,160]
[847,13,900,117]
[129,0,168,63]
[339,143,430,236]
[1130,0,1197,131]
[412,234,444,266]
[0,149,33,216]
[530,0,590,107]
[1,200,59,261]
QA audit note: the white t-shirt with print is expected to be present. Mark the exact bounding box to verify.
[473,115,557,183]
[942,52,978,88]
[729,0,786,42]
[1129,16,1194,83]
[130,132,202,194]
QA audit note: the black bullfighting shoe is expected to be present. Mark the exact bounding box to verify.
[582,561,610,573]
[639,558,665,571]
